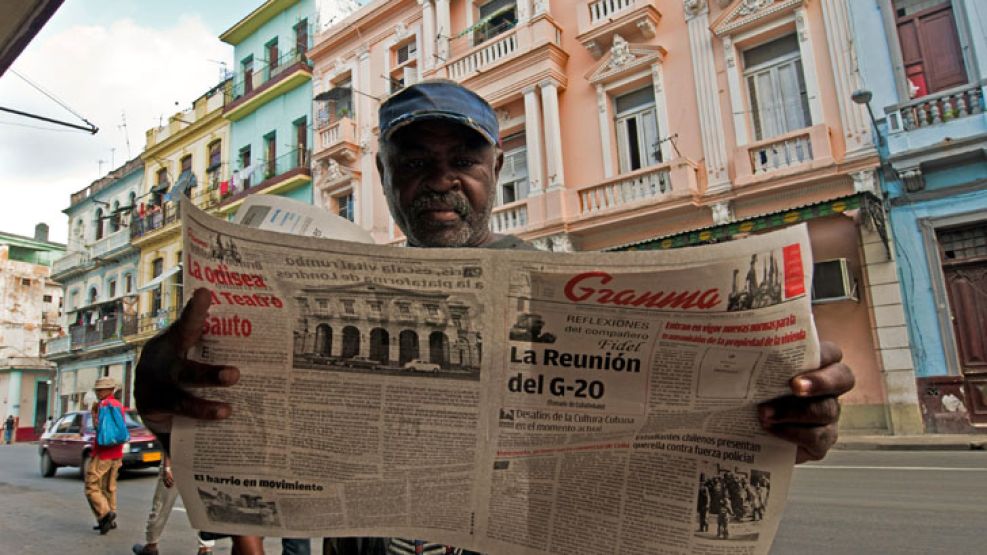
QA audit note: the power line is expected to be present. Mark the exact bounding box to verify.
[11,69,99,132]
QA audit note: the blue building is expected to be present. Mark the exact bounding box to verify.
[850,0,987,432]
[46,158,144,413]
[216,0,317,215]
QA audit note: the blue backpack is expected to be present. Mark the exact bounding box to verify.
[96,401,130,446]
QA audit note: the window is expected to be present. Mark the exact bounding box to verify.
[893,0,967,97]
[88,287,98,305]
[396,41,417,65]
[21,277,32,287]
[151,257,163,313]
[108,279,116,298]
[497,133,529,205]
[743,34,811,142]
[176,251,183,289]
[264,133,277,178]
[335,192,354,222]
[475,0,517,45]
[179,155,194,197]
[294,118,308,168]
[390,74,406,94]
[614,87,661,173]
[125,274,133,294]
[154,168,169,206]
[266,38,279,72]
[43,295,52,303]
[317,299,329,310]
[295,18,309,53]
[342,299,356,315]
[241,55,254,95]
[239,145,252,188]
[94,208,104,240]
[207,140,222,172]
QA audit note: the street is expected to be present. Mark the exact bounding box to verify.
[2,443,986,554]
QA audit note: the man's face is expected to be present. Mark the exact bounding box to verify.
[377,119,502,247]
[95,388,113,400]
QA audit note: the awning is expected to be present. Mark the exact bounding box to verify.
[171,170,197,197]
[138,265,181,292]
[612,193,879,252]
[314,86,352,103]
[152,179,171,193]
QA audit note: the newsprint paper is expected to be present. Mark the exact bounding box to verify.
[173,198,821,554]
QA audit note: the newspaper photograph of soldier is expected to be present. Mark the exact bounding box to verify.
[726,251,784,311]
[291,283,483,380]
[197,488,280,527]
[694,462,771,541]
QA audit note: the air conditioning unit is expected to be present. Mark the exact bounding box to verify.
[811,258,858,304]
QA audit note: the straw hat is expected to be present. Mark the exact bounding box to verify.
[93,377,118,391]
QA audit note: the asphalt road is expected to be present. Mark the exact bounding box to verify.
[772,450,987,554]
[3,443,986,554]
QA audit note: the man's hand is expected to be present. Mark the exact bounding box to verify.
[163,466,175,488]
[134,288,240,447]
[758,341,854,463]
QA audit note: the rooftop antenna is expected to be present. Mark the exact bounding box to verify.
[118,112,132,158]
[98,159,106,175]
[110,147,116,168]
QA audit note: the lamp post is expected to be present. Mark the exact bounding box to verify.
[851,88,883,147]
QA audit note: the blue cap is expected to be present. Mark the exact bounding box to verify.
[378,79,499,146]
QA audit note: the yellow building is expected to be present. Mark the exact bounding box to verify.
[126,83,230,348]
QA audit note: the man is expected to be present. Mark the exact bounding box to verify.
[135,80,854,554]
[3,414,13,444]
[132,453,216,555]
[87,376,125,535]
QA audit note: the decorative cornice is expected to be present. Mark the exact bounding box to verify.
[712,0,803,36]
[683,0,708,19]
[586,42,667,84]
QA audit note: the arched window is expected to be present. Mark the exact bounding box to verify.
[94,209,104,240]
[399,330,419,366]
[110,201,121,232]
[88,287,98,305]
[369,328,389,364]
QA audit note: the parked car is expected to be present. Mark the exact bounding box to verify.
[38,409,162,478]
[403,359,440,373]
[344,356,380,370]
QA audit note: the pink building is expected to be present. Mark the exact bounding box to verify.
[309,0,922,435]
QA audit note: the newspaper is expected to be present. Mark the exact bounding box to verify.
[173,197,820,554]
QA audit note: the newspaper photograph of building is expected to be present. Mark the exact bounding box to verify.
[292,282,482,380]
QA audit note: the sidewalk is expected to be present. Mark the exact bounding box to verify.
[835,433,987,451]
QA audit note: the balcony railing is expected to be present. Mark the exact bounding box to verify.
[226,47,311,106]
[45,335,70,356]
[90,229,131,259]
[748,131,814,175]
[886,81,986,133]
[448,27,519,80]
[223,149,311,203]
[123,308,179,337]
[588,0,635,23]
[318,117,357,153]
[131,202,181,240]
[491,199,529,234]
[67,317,122,349]
[576,164,673,216]
[51,250,92,276]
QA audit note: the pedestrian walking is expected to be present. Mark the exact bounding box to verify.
[86,376,126,534]
[3,414,14,444]
[132,454,215,555]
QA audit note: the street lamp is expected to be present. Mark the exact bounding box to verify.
[851,88,883,146]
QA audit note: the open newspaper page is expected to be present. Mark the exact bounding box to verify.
[172,198,819,554]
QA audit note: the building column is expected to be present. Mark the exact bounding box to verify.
[522,85,545,195]
[7,370,22,422]
[420,0,436,70]
[539,79,565,189]
[722,36,747,147]
[435,0,451,63]
[820,0,873,156]
[856,181,924,435]
[595,84,614,178]
[684,0,731,194]
[651,63,672,162]
[794,7,824,126]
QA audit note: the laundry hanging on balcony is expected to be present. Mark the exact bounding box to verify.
[138,265,182,292]
[167,170,198,200]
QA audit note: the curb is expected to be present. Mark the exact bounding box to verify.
[835,438,987,452]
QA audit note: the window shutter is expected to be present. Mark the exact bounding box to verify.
[919,6,967,92]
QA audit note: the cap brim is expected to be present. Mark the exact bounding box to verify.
[381,112,498,146]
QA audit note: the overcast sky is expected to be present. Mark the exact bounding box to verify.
[0,0,365,244]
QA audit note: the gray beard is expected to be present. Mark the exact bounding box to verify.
[405,191,491,247]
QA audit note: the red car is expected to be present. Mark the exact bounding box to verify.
[38,409,162,478]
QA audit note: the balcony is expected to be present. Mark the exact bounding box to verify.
[90,229,132,260]
[448,27,519,81]
[491,199,530,234]
[224,48,312,122]
[122,307,179,338]
[572,159,698,219]
[130,202,181,243]
[314,116,359,164]
[734,124,834,186]
[44,335,70,357]
[66,316,123,351]
[51,250,93,280]
[887,81,985,133]
[442,15,563,85]
[219,148,312,209]
[576,0,660,58]
[884,80,987,163]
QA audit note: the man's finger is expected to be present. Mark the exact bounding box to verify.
[172,360,240,388]
[172,388,233,421]
[175,288,213,352]
[819,341,843,368]
[790,361,854,397]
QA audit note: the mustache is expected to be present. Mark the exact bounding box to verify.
[410,191,471,218]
